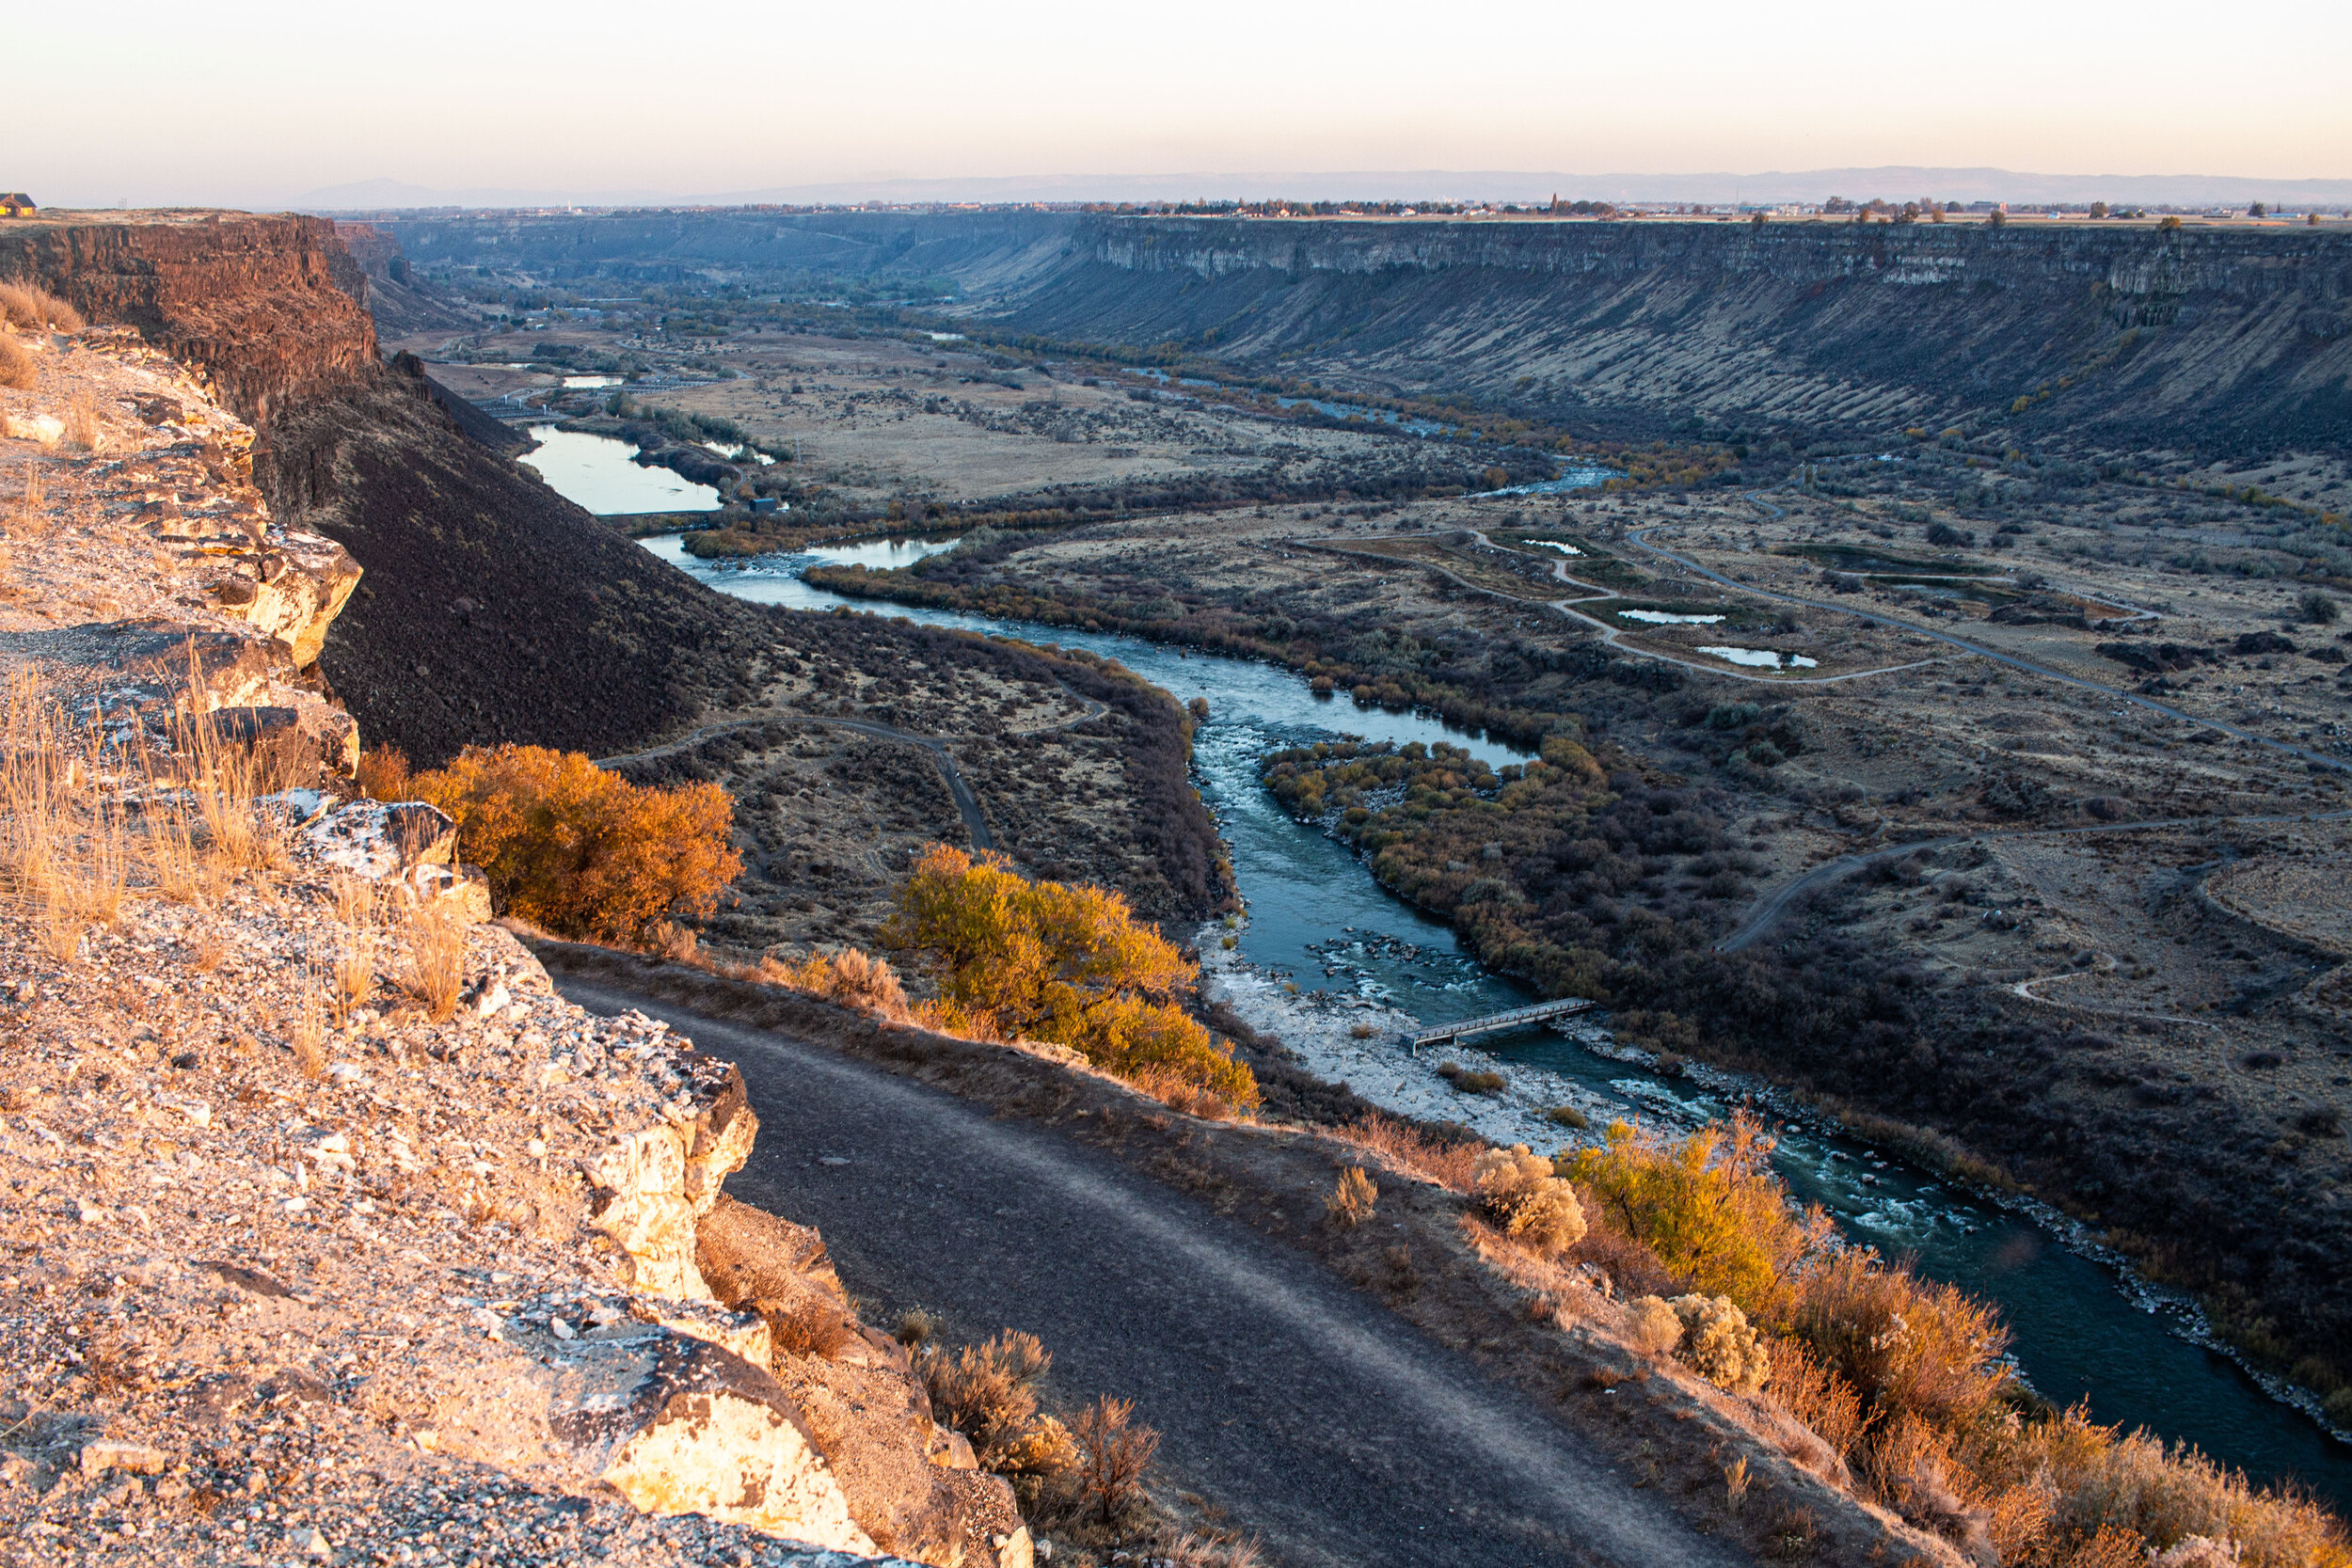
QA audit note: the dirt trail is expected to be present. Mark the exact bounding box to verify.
[1630,510,2351,775]
[554,975,1756,1568]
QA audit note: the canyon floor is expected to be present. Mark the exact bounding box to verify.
[424,319,2352,1426]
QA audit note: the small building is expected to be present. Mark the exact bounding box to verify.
[0,194,36,218]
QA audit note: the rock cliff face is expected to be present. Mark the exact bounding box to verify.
[1,213,771,766]
[348,206,2351,452]
[1001,216,2352,451]
[0,213,379,429]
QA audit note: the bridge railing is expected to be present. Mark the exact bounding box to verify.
[1405,997,1595,1050]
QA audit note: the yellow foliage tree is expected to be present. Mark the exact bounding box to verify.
[1565,1112,1830,1320]
[889,844,1257,1111]
[406,745,741,944]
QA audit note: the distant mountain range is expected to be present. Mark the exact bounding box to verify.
[297,166,2352,214]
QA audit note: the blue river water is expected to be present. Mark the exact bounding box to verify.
[621,531,2352,1508]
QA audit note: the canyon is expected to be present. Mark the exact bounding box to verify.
[5,199,2351,1567]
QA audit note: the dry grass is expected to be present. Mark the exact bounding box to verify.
[327,874,380,1021]
[1325,1165,1378,1227]
[402,902,468,1022]
[0,283,83,333]
[62,388,102,453]
[138,794,205,904]
[288,966,329,1081]
[2,673,131,962]
[8,461,45,540]
[754,946,911,1021]
[1326,1109,1484,1192]
[0,334,32,392]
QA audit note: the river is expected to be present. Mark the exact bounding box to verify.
[623,532,2352,1508]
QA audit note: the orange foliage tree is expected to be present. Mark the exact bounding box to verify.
[888,844,1258,1111]
[405,745,740,944]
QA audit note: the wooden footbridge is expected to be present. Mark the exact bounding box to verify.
[1405,997,1595,1051]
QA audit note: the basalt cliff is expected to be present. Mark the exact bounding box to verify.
[373,207,2352,455]
[1,211,770,767]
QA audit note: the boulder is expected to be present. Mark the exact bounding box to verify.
[587,1061,758,1300]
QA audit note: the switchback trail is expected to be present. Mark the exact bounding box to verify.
[1631,514,2351,775]
[554,974,1753,1568]
[596,714,997,849]
[1715,807,2352,952]
[594,690,1113,854]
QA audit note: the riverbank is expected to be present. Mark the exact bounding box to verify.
[631,530,2352,1509]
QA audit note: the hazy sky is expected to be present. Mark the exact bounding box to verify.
[18,0,2350,206]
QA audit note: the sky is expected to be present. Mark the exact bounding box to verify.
[16,0,2351,208]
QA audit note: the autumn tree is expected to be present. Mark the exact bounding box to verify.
[889,845,1258,1110]
[405,745,740,944]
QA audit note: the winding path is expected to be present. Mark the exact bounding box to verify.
[593,693,1110,856]
[597,714,998,849]
[554,974,1752,1568]
[1714,806,2352,953]
[1628,505,2350,775]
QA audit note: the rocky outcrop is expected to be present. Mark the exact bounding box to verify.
[0,212,377,428]
[332,221,472,339]
[4,212,775,766]
[0,324,362,783]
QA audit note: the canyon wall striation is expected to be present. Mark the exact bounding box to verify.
[1004,216,2352,451]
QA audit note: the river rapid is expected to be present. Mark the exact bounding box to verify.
[619,532,2352,1508]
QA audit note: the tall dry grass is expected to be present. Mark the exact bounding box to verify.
[403,901,467,1022]
[2,672,130,962]
[1326,1109,1484,1192]
[0,283,83,333]
[755,946,911,1021]
[62,389,103,453]
[0,334,32,392]
[327,873,380,1022]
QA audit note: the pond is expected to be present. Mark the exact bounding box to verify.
[638,534,2352,1510]
[1699,645,1818,670]
[519,426,721,515]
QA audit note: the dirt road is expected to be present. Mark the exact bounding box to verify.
[555,975,1753,1568]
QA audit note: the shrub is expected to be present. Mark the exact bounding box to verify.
[889,844,1257,1110]
[1670,1294,1771,1393]
[757,947,910,1022]
[1326,1165,1377,1227]
[355,745,413,800]
[919,1332,1054,1471]
[1788,1248,2009,1431]
[1437,1060,1507,1094]
[0,334,32,391]
[405,744,740,944]
[0,283,83,332]
[2299,590,2340,625]
[1067,1396,1160,1527]
[1471,1144,1587,1251]
[1566,1113,1828,1319]
[1628,1294,1685,1355]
